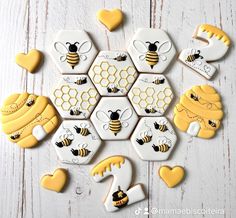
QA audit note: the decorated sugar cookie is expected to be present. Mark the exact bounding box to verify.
[41,168,68,192]
[52,120,102,164]
[128,74,173,116]
[16,49,43,73]
[127,28,176,73]
[88,51,138,96]
[159,166,185,188]
[173,85,223,139]
[90,97,138,140]
[49,30,98,74]
[50,75,100,119]
[179,24,231,79]
[97,9,123,31]
[1,93,59,148]
[91,155,145,212]
[131,117,177,161]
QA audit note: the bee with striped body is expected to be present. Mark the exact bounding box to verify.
[63,76,87,85]
[26,98,35,107]
[154,121,168,132]
[70,107,82,116]
[54,40,92,69]
[190,93,199,101]
[96,108,133,136]
[74,123,91,136]
[133,40,172,69]
[145,105,157,114]
[113,53,127,62]
[152,76,165,85]
[208,120,217,128]
[136,129,153,145]
[71,143,91,157]
[56,130,74,148]
[10,132,20,140]
[107,84,121,94]
[152,136,171,152]
[186,50,203,62]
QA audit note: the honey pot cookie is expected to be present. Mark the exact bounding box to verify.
[1,93,59,148]
[173,85,223,139]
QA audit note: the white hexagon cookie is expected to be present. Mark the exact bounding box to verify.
[90,97,138,140]
[128,74,173,116]
[52,120,102,164]
[88,51,138,96]
[127,28,176,73]
[50,75,100,119]
[49,30,98,74]
[131,117,177,161]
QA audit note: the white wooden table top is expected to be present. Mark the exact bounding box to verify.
[0,0,235,218]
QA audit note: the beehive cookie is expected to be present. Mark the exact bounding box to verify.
[1,93,59,148]
[173,85,223,139]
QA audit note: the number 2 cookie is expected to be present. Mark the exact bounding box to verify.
[173,85,223,139]
[91,155,145,212]
[1,93,59,148]
[179,24,230,79]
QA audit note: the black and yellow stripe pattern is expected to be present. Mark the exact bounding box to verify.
[145,51,159,69]
[109,120,122,136]
[79,148,91,157]
[153,144,170,152]
[143,135,152,143]
[66,52,80,69]
[79,128,90,136]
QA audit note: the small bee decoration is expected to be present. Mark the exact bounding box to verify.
[71,143,91,157]
[10,132,20,140]
[112,186,129,208]
[190,93,199,101]
[133,40,172,69]
[63,76,87,85]
[55,129,74,148]
[70,107,83,116]
[186,49,203,63]
[152,136,172,153]
[74,123,91,136]
[154,120,168,132]
[152,76,165,85]
[26,98,35,107]
[107,84,121,94]
[208,120,217,128]
[54,41,92,69]
[136,129,153,145]
[96,108,133,136]
[113,53,127,62]
[145,105,158,114]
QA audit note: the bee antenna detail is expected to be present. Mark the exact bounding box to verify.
[154,41,159,44]
[66,42,71,45]
[145,41,151,44]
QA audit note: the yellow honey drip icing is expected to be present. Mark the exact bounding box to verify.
[199,24,230,46]
[91,156,125,177]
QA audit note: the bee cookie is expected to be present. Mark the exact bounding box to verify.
[128,74,173,116]
[52,120,102,164]
[179,24,231,79]
[91,155,145,212]
[50,75,100,119]
[49,30,98,74]
[90,97,138,140]
[1,93,59,148]
[16,49,43,73]
[97,9,123,31]
[41,168,68,192]
[131,117,177,161]
[127,28,176,73]
[88,51,138,96]
[173,85,223,139]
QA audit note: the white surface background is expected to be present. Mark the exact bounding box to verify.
[0,0,235,218]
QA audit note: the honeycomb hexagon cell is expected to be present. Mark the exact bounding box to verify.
[88,51,138,96]
[50,75,100,119]
[49,30,98,74]
[128,74,174,116]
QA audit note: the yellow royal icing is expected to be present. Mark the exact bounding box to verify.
[1,93,59,148]
[40,168,68,192]
[91,155,125,177]
[159,166,185,188]
[199,24,231,46]
[15,49,43,73]
[173,85,223,139]
[97,9,123,31]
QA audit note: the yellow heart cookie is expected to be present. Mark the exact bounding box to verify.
[97,9,123,31]
[16,49,43,73]
[40,168,68,192]
[159,166,185,188]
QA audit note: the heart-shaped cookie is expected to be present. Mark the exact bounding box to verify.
[16,49,43,73]
[159,166,185,188]
[40,168,68,192]
[97,9,123,31]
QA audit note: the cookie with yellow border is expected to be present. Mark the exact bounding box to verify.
[173,85,223,139]
[1,92,59,148]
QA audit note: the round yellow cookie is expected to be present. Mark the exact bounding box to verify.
[173,85,223,139]
[1,92,59,148]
